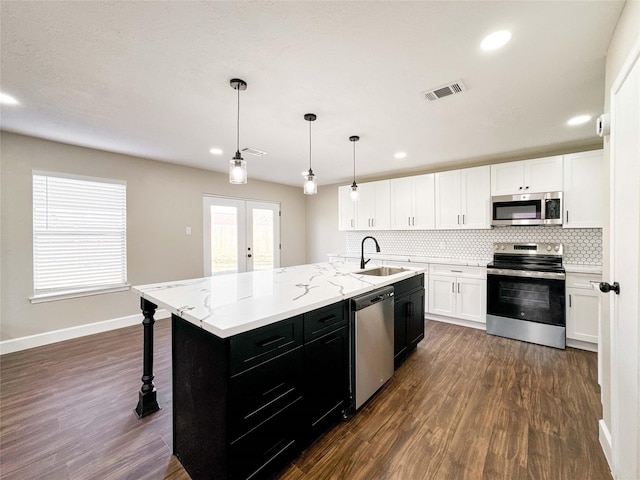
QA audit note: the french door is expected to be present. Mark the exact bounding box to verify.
[203,196,280,276]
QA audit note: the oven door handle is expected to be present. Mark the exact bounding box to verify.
[487,268,566,280]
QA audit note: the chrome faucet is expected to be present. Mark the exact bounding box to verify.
[360,236,381,269]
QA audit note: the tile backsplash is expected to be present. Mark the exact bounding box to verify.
[346,227,602,265]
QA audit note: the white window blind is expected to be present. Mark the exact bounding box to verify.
[32,172,127,298]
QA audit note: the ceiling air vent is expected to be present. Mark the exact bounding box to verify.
[422,80,467,102]
[241,147,268,156]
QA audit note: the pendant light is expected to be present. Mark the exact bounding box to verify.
[349,135,360,201]
[303,113,318,195]
[229,78,248,184]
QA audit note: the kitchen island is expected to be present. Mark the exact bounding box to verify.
[132,262,426,480]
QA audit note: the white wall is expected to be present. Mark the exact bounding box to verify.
[0,132,306,342]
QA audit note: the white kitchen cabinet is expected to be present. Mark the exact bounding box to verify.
[338,185,357,231]
[490,155,563,195]
[563,150,604,228]
[428,264,486,324]
[566,272,601,345]
[390,174,435,229]
[435,166,490,230]
[355,180,390,230]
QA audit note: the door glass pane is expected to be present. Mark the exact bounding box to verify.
[210,205,238,275]
[252,208,274,271]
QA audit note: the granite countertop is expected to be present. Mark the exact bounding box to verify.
[132,262,426,338]
[329,253,491,267]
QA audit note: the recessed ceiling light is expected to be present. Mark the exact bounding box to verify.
[209,148,223,155]
[394,152,407,159]
[481,30,512,51]
[567,115,592,126]
[0,92,19,105]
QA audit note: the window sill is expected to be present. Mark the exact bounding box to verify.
[29,285,131,304]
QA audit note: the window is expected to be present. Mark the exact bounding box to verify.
[31,172,127,302]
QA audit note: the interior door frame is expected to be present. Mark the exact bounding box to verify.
[607,34,640,480]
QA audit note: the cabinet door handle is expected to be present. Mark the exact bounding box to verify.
[566,210,569,223]
[318,314,337,324]
[451,270,463,273]
[458,283,460,293]
[525,186,530,190]
[519,186,523,190]
[323,334,340,346]
[257,335,285,348]
[452,282,455,293]
[408,216,411,226]
[457,215,460,225]
[407,302,414,317]
[569,294,572,308]
[462,214,465,225]
[412,216,415,226]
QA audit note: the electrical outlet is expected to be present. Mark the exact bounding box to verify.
[185,227,191,235]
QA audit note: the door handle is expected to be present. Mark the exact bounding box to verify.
[599,282,620,294]
[462,214,465,225]
[451,282,455,293]
[407,302,414,317]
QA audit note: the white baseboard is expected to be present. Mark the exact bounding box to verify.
[425,314,486,331]
[599,419,613,474]
[566,338,598,352]
[0,309,170,355]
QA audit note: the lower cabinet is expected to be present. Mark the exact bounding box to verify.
[304,326,349,437]
[393,274,426,368]
[566,272,601,345]
[172,299,349,480]
[427,264,486,324]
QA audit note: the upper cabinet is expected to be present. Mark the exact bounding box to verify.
[338,185,356,231]
[390,174,435,230]
[563,150,604,229]
[338,181,390,231]
[355,180,390,230]
[435,166,490,230]
[490,155,563,195]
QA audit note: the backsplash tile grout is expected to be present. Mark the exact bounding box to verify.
[346,227,602,265]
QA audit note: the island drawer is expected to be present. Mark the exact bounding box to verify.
[303,300,348,342]
[230,315,303,375]
[392,274,424,297]
[229,346,304,441]
[229,395,303,480]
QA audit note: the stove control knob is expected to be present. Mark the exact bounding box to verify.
[547,245,552,251]
[554,245,560,252]
[501,245,506,250]
[495,244,499,250]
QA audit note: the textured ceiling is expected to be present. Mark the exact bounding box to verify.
[0,1,624,188]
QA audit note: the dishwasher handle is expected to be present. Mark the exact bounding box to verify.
[351,286,395,311]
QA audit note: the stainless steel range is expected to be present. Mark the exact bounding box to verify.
[486,242,566,349]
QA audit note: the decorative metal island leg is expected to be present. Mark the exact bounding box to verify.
[134,297,160,418]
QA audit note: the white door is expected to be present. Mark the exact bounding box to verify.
[456,278,487,324]
[203,196,280,276]
[460,166,490,229]
[435,170,461,230]
[607,37,640,480]
[338,185,356,231]
[413,174,435,229]
[390,177,414,229]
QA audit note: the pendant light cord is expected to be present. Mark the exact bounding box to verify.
[352,141,356,183]
[309,120,312,170]
[236,86,240,153]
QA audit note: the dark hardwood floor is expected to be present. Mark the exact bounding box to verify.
[0,319,611,480]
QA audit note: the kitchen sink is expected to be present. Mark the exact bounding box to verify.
[357,266,406,276]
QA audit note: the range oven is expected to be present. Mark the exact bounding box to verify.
[486,242,566,349]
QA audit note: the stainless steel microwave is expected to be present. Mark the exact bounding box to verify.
[491,192,563,226]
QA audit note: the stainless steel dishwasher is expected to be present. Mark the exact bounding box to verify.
[351,286,395,410]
